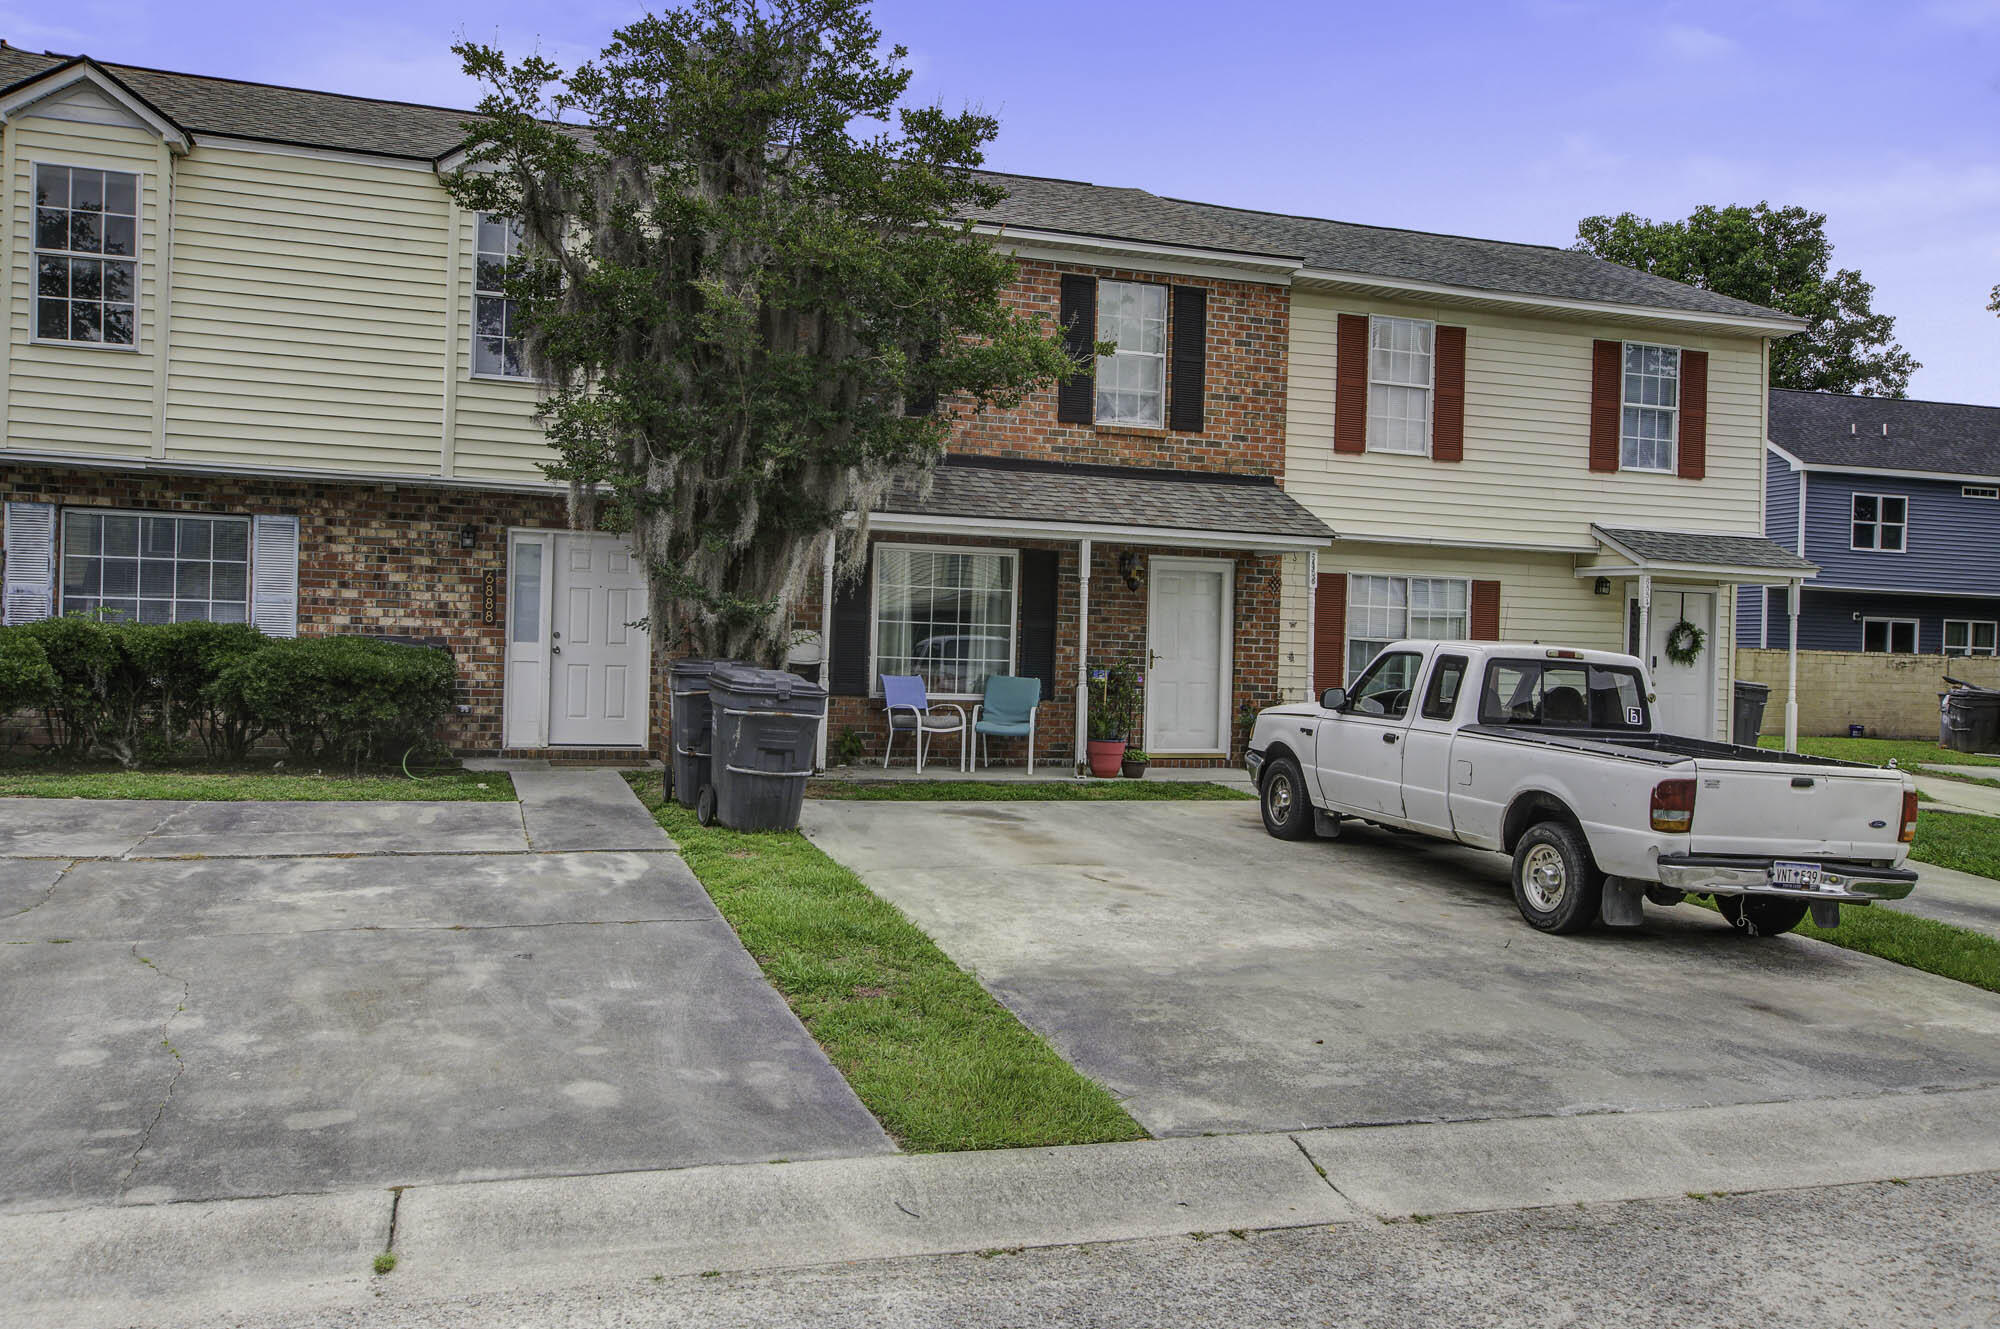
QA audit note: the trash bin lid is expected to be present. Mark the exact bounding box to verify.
[1734,681,1770,697]
[709,662,828,702]
[668,657,731,682]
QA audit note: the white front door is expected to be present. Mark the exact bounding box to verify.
[546,533,651,747]
[1637,588,1716,739]
[1146,557,1233,754]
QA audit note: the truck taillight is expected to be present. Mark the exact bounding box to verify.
[1651,778,1696,833]
[1900,789,1918,843]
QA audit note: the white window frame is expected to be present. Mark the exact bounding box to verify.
[473,212,532,381]
[57,506,253,626]
[1963,485,1998,501]
[1944,620,1998,657]
[1850,493,1908,553]
[1860,617,1919,655]
[1093,279,1167,429]
[867,542,1020,701]
[1345,573,1470,681]
[1619,341,1680,472]
[1365,315,1435,456]
[30,158,143,352]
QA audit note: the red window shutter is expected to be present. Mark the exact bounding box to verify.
[1433,325,1466,462]
[1470,580,1501,640]
[1589,339,1622,473]
[1678,349,1708,480]
[1314,572,1347,690]
[1334,314,1368,455]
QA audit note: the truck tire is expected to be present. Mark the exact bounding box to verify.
[1717,895,1809,938]
[1511,821,1603,934]
[1259,754,1316,840]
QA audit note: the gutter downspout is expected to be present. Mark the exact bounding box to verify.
[816,532,836,771]
[1076,538,1092,776]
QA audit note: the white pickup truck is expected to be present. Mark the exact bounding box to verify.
[1244,641,1919,937]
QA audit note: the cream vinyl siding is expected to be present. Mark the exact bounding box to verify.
[1286,289,1767,550]
[4,117,163,459]
[163,143,449,474]
[1278,550,1312,701]
[447,207,552,485]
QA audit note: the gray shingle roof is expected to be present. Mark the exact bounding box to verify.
[1593,525,1817,573]
[2,46,1794,322]
[1769,388,2000,478]
[880,458,1334,543]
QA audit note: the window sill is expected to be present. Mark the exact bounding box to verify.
[1091,422,1172,439]
[28,337,141,354]
[469,373,541,386]
[1620,463,1679,476]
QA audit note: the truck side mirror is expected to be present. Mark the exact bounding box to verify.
[1319,687,1346,711]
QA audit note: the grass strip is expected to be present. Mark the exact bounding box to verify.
[624,773,1147,1152]
[0,768,514,802]
[1791,905,2000,995]
[806,778,1252,802]
[1910,809,2000,881]
[1758,735,2000,786]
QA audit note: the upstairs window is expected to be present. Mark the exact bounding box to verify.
[1094,280,1167,428]
[34,164,138,346]
[1366,316,1434,454]
[1851,494,1907,551]
[474,213,529,379]
[1620,343,1679,471]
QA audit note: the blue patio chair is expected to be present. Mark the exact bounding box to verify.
[972,674,1042,774]
[880,674,969,773]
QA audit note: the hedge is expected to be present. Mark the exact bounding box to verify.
[0,618,457,770]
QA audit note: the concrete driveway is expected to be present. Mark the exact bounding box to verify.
[0,773,891,1215]
[803,800,2000,1137]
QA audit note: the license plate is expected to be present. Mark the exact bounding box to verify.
[1770,860,1822,889]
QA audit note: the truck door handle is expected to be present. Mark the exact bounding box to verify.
[1383,733,1398,745]
[1299,726,1312,735]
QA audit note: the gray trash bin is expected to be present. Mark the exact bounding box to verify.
[705,664,828,831]
[1731,680,1771,747]
[667,658,729,809]
[1943,689,2000,754]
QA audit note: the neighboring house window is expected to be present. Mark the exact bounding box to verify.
[1094,280,1166,428]
[1367,316,1434,455]
[1851,494,1908,551]
[34,164,139,346]
[1347,574,1468,681]
[1861,618,1918,654]
[1945,621,1998,657]
[474,213,528,378]
[60,510,251,624]
[872,545,1018,698]
[1620,343,1679,471]
[1963,485,1999,501]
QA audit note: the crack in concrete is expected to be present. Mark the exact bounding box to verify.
[122,803,201,859]
[119,946,193,1197]
[1288,1134,1363,1212]
[5,858,81,920]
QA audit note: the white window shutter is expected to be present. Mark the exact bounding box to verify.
[251,514,300,638]
[3,501,57,626]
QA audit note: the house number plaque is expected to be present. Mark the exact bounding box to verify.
[480,570,500,626]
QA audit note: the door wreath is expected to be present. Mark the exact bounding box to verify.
[1663,618,1706,667]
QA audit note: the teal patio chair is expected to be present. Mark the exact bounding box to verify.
[972,674,1042,774]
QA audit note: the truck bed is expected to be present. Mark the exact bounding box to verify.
[1457,726,1880,770]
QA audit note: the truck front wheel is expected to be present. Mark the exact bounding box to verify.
[1259,755,1316,841]
[1511,822,1604,934]
[1717,895,1809,938]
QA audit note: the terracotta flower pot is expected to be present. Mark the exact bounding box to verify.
[1086,738,1127,778]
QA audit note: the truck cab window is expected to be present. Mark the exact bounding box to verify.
[1421,654,1469,720]
[1479,659,1650,730]
[1347,650,1422,719]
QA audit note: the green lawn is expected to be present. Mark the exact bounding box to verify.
[808,778,1252,802]
[0,767,514,802]
[623,774,1147,1152]
[1758,734,2000,784]
[1772,898,2000,996]
[1911,809,2000,881]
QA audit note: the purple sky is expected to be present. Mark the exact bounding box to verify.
[7,0,1997,404]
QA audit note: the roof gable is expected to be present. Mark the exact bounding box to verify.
[1769,389,2000,480]
[0,56,191,152]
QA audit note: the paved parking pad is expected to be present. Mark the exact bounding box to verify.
[804,800,2000,1137]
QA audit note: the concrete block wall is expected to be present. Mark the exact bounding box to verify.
[1735,647,2000,740]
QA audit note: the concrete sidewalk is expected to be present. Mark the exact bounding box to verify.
[1913,773,2000,819]
[1894,861,2000,939]
[8,1084,1999,1329]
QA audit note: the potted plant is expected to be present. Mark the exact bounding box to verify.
[1086,660,1139,778]
[1120,746,1149,779]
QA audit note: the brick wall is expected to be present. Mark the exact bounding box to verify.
[949,257,1288,478]
[1736,647,2000,740]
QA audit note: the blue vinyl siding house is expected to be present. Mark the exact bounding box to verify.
[1740,390,2000,656]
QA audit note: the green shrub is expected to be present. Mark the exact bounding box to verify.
[221,636,456,771]
[137,621,271,761]
[13,615,155,764]
[0,631,58,723]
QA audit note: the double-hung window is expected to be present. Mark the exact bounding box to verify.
[1851,494,1907,551]
[1620,343,1679,471]
[1347,574,1469,681]
[1094,280,1167,428]
[872,545,1018,698]
[1945,621,1998,657]
[34,164,139,346]
[1367,316,1434,454]
[1861,618,1918,654]
[61,510,251,624]
[474,213,529,379]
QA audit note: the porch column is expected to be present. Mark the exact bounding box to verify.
[1637,574,1653,668]
[1785,579,1801,753]
[816,531,836,770]
[1075,537,1092,775]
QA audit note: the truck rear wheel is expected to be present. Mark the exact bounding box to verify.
[1259,755,1315,841]
[1510,821,1603,934]
[1717,895,1809,938]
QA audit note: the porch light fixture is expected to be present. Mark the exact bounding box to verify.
[458,524,479,551]
[1593,577,1612,596]
[1118,551,1143,591]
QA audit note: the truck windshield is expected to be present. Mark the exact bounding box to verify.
[1478,659,1651,731]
